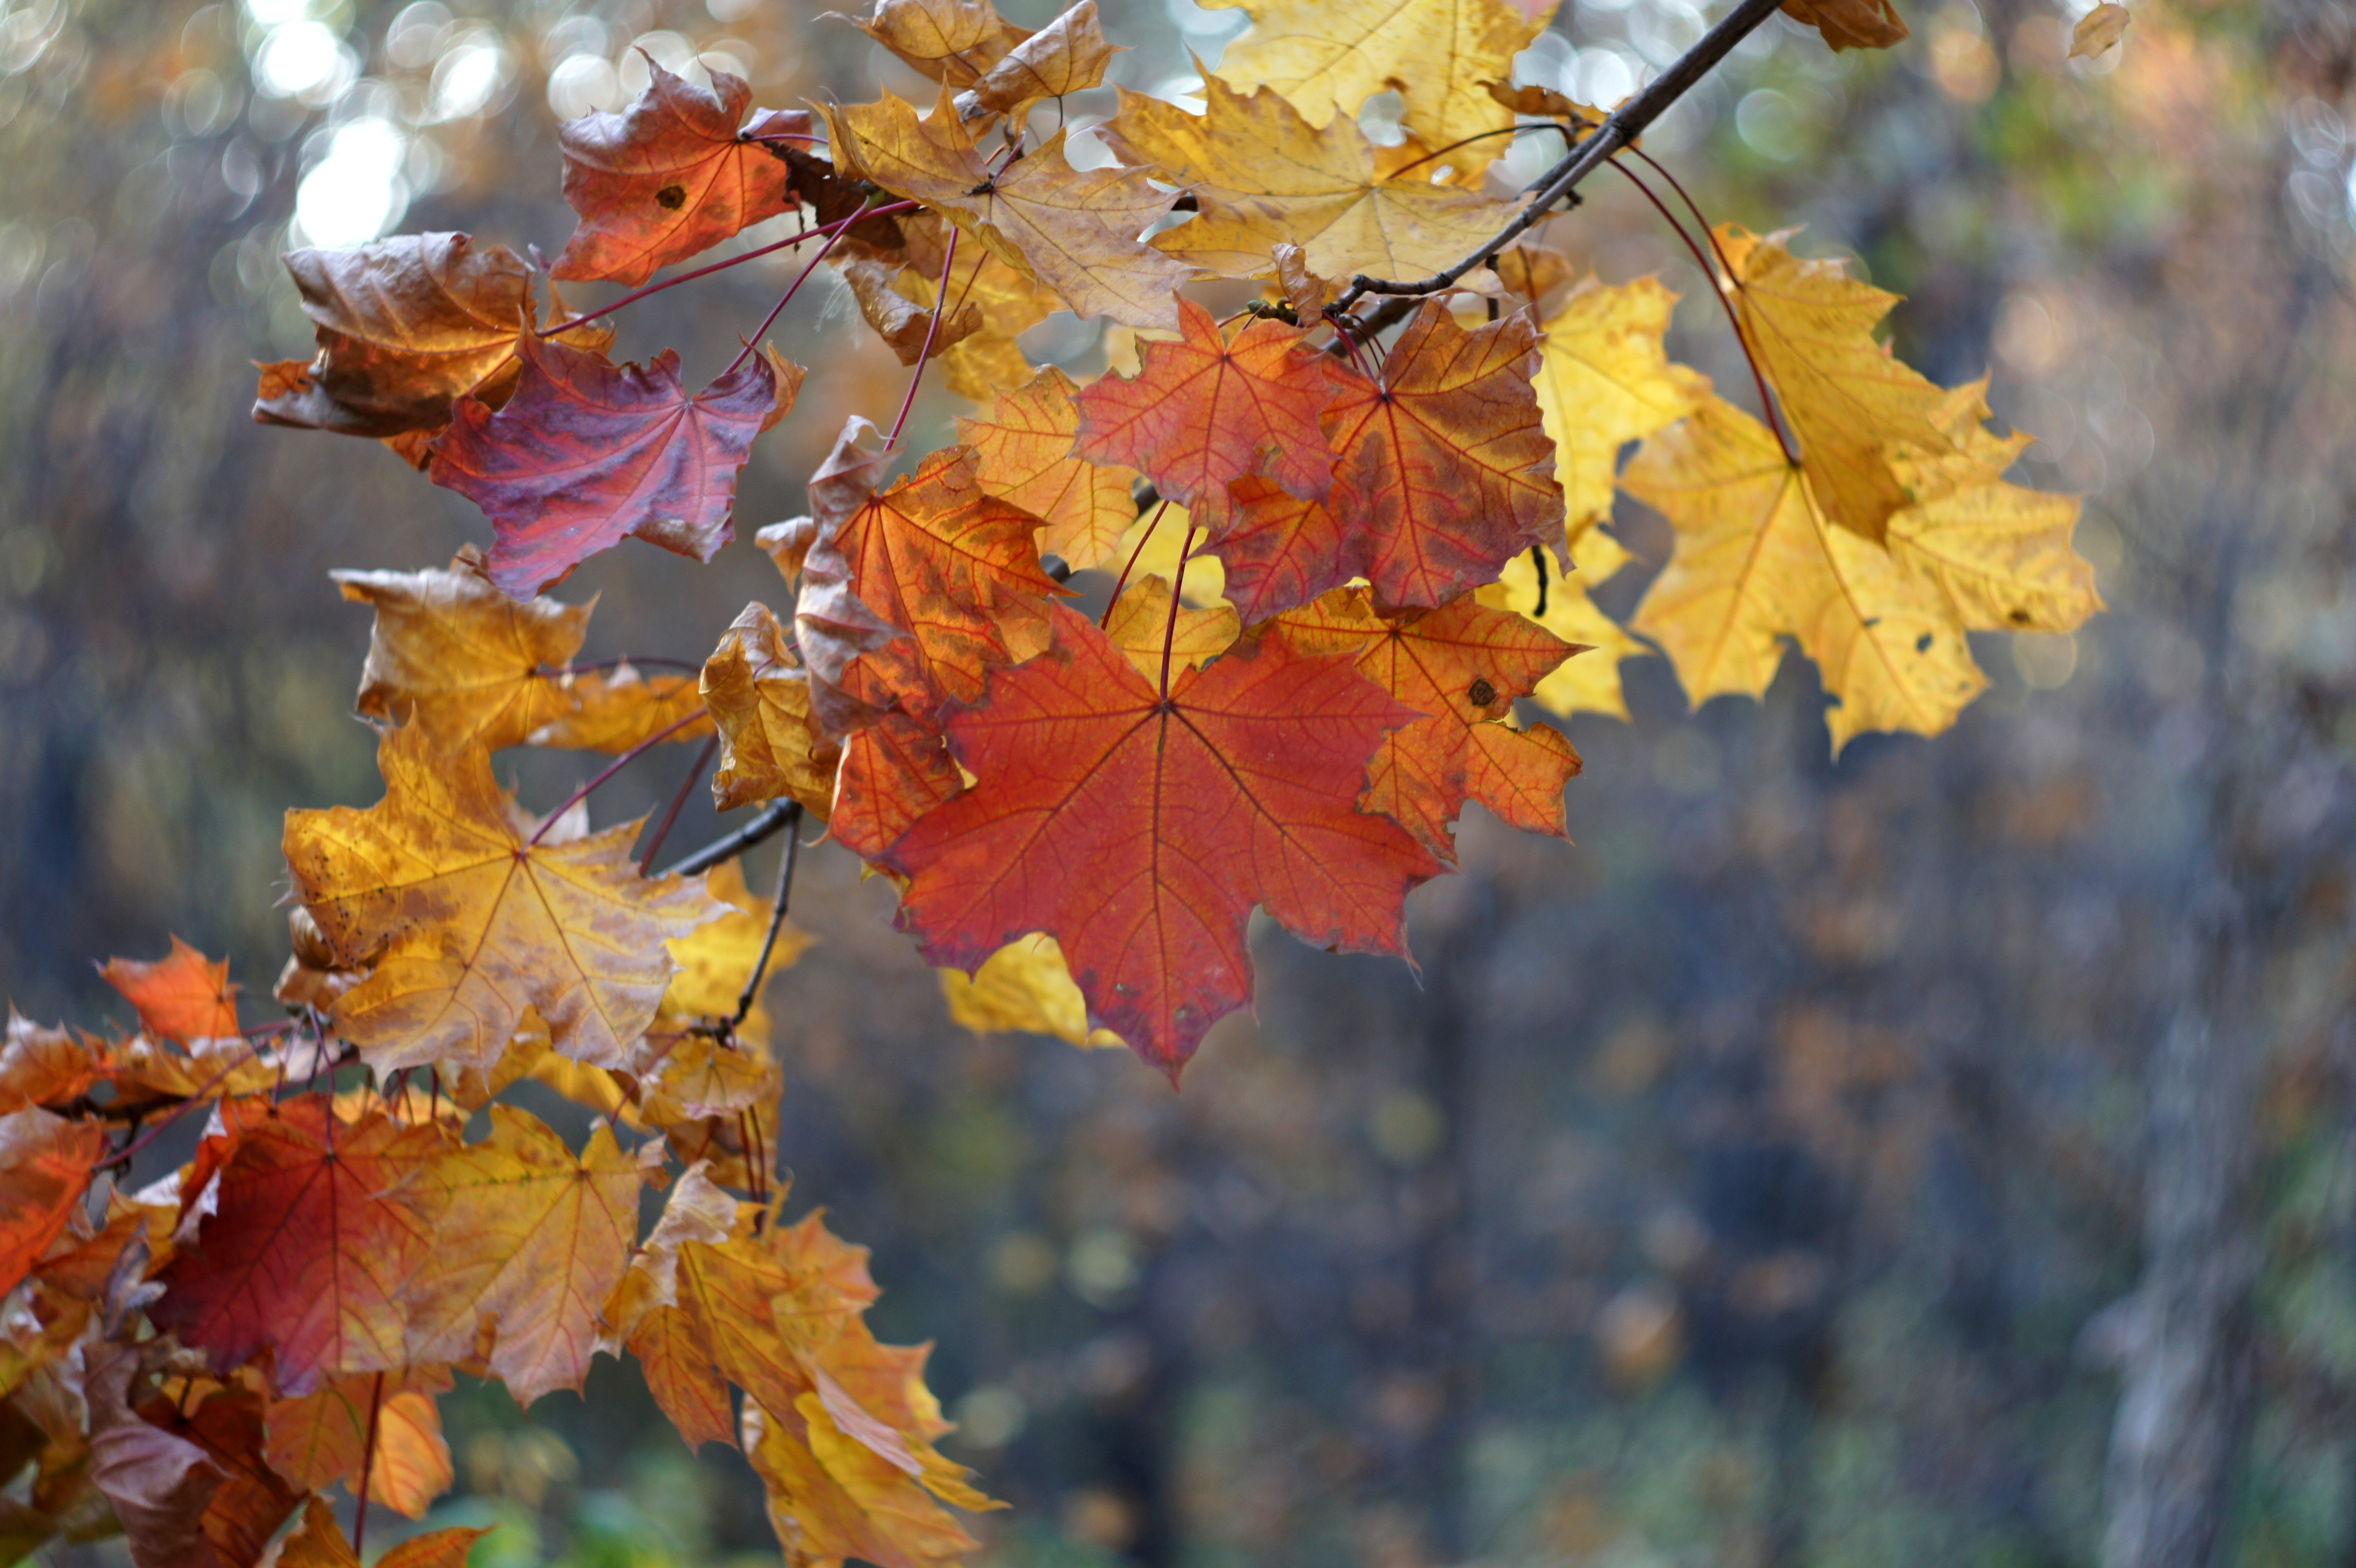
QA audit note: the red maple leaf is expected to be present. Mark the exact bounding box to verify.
[553,59,811,287]
[429,331,799,599]
[832,712,964,863]
[882,604,1442,1076]
[1071,296,1339,520]
[1214,302,1562,619]
[151,1096,444,1395]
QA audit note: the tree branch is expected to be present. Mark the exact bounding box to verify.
[662,799,799,878]
[1329,0,1788,326]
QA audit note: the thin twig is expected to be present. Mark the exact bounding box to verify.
[353,1371,385,1556]
[731,803,806,1030]
[662,799,798,878]
[1326,0,1785,325]
[720,205,868,380]
[886,225,961,448]
[527,708,711,849]
[1602,155,1796,464]
[641,734,721,875]
[541,199,919,336]
[1159,522,1201,700]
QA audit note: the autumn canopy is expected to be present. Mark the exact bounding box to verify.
[2,0,2101,1558]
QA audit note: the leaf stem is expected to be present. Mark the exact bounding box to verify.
[1381,123,1538,181]
[731,803,806,1031]
[354,1371,385,1556]
[527,708,712,849]
[721,204,869,380]
[1158,522,1201,700]
[541,199,919,337]
[641,734,721,875]
[1601,155,1794,465]
[1101,500,1169,629]
[886,225,961,449]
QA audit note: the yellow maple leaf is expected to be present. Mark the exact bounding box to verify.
[1532,275,1712,537]
[1102,575,1240,681]
[530,663,713,752]
[283,727,729,1073]
[1717,226,1959,544]
[941,933,1127,1049]
[823,88,1193,329]
[1201,0,1551,180]
[1101,76,1521,282]
[1625,393,2103,750]
[1477,528,1647,719]
[957,367,1140,571]
[701,603,842,818]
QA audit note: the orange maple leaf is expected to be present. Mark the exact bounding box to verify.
[98,936,240,1045]
[0,1108,108,1298]
[833,711,966,862]
[766,423,1059,732]
[882,604,1443,1075]
[1268,588,1584,858]
[552,60,812,287]
[282,726,728,1075]
[264,1367,454,1519]
[252,233,613,438]
[1072,295,1340,522]
[1214,302,1562,619]
[958,367,1140,571]
[399,1107,655,1406]
[151,1096,446,1395]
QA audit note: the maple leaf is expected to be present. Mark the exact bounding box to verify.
[958,367,1140,571]
[1214,302,1562,619]
[400,1107,653,1406]
[954,0,1121,121]
[251,233,613,438]
[746,1392,987,1568]
[1072,296,1340,521]
[529,663,715,751]
[84,1343,235,1568]
[0,1010,101,1113]
[1269,588,1582,857]
[150,1096,445,1394]
[1102,575,1239,681]
[884,605,1443,1075]
[832,712,967,862]
[98,937,239,1045]
[823,88,1193,329]
[1200,0,1550,179]
[264,1367,453,1518]
[940,933,1124,1047]
[283,725,729,1074]
[703,602,845,817]
[0,1109,107,1299]
[333,550,591,752]
[768,427,1059,732]
[1716,225,1955,543]
[274,1495,490,1568]
[429,330,802,599]
[1476,530,1647,719]
[135,1376,309,1568]
[1102,77,1522,282]
[1623,395,1976,748]
[897,211,1061,401]
[1882,415,2103,634]
[1779,0,1908,49]
[553,60,812,286]
[1530,276,1711,537]
[841,0,1029,85]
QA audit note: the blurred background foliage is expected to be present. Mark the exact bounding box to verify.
[2,0,2354,1562]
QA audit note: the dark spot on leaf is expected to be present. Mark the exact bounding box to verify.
[1468,678,1497,707]
[1916,633,1934,653]
[656,184,688,210]
[2008,607,2032,625]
